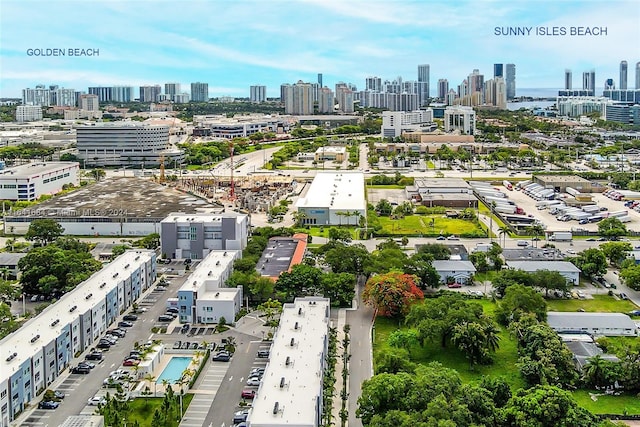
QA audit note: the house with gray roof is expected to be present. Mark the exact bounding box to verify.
[548,312,638,337]
[506,260,581,284]
[432,260,476,285]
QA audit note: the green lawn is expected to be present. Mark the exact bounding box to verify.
[546,295,639,313]
[295,226,358,239]
[127,394,195,427]
[377,215,483,236]
[573,390,640,415]
[373,304,525,390]
[595,336,640,358]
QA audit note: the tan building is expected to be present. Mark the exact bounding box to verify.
[533,175,594,193]
[314,146,346,162]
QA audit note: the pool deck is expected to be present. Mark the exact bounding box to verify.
[136,352,202,395]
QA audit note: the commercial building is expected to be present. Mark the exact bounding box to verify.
[564,69,573,90]
[532,175,594,193]
[556,96,611,117]
[160,212,249,260]
[295,172,366,226]
[406,178,477,208]
[314,146,346,162]
[444,106,476,135]
[190,82,209,102]
[247,296,330,427]
[317,87,334,113]
[505,260,580,284]
[582,70,596,95]
[605,104,640,124]
[381,110,434,138]
[602,89,640,104]
[250,85,267,103]
[256,234,308,281]
[15,106,43,122]
[193,115,283,139]
[437,79,449,100]
[0,162,79,201]
[417,64,430,106]
[79,94,99,111]
[111,86,134,103]
[0,250,156,426]
[432,260,476,285]
[548,312,637,337]
[176,250,242,324]
[76,123,173,167]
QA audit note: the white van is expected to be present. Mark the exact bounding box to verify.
[516,240,529,247]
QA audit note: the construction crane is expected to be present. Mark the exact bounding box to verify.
[159,154,166,183]
[229,140,235,200]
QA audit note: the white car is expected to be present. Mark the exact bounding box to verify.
[566,249,576,255]
[246,378,261,386]
[87,396,106,406]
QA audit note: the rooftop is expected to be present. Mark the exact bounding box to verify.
[8,177,216,219]
[315,146,346,154]
[161,212,245,224]
[548,312,637,331]
[0,252,27,265]
[0,162,78,179]
[179,250,240,293]
[432,260,476,272]
[248,297,329,426]
[256,234,308,280]
[295,172,365,211]
[535,175,591,183]
[502,248,566,261]
[414,178,470,190]
[506,260,581,273]
[197,288,241,302]
[0,250,154,383]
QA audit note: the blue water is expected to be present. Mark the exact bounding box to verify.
[156,357,192,384]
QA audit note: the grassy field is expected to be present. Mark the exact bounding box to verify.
[573,390,640,415]
[373,304,525,390]
[127,394,195,427]
[377,215,483,236]
[546,295,639,313]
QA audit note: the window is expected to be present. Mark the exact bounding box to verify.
[189,226,197,241]
[1,390,6,398]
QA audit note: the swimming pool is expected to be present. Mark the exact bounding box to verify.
[156,357,193,384]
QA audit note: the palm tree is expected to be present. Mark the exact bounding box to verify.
[527,224,545,248]
[498,225,511,248]
[144,373,157,396]
[583,355,612,389]
[482,322,501,353]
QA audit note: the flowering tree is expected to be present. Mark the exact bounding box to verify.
[363,272,423,317]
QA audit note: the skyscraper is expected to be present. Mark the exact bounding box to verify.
[417,64,430,105]
[365,76,382,92]
[564,70,573,90]
[88,87,112,102]
[620,61,628,90]
[582,70,596,95]
[437,79,449,100]
[318,87,334,113]
[139,85,162,103]
[112,86,134,102]
[283,81,313,115]
[164,83,181,101]
[317,73,323,88]
[636,62,640,89]
[468,69,484,94]
[250,85,266,103]
[505,64,516,99]
[493,64,504,78]
[190,82,209,102]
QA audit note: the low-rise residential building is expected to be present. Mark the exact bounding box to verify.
[432,260,476,285]
[0,162,79,201]
[0,250,156,426]
[247,297,330,427]
[177,250,242,324]
[0,253,27,279]
[548,312,637,337]
[559,333,619,370]
[160,213,249,260]
[506,260,581,284]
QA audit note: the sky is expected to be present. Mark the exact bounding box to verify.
[1,0,639,99]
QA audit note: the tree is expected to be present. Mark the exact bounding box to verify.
[619,264,640,291]
[275,264,323,301]
[257,298,283,328]
[531,269,571,297]
[375,199,393,216]
[321,272,356,307]
[416,243,451,260]
[527,224,545,248]
[91,168,106,181]
[387,329,420,355]
[403,254,440,288]
[469,251,490,273]
[600,241,633,267]
[492,269,535,297]
[25,219,64,245]
[583,355,622,390]
[502,385,598,427]
[136,233,160,249]
[362,271,423,317]
[598,217,628,239]
[327,227,352,242]
[498,225,511,247]
[572,248,608,279]
[374,347,416,374]
[451,321,500,369]
[479,376,512,408]
[249,276,275,303]
[0,303,19,339]
[495,284,547,326]
[323,243,371,275]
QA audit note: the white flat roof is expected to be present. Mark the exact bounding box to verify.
[315,146,346,154]
[0,162,78,179]
[197,288,240,301]
[161,212,246,224]
[179,250,239,293]
[506,260,581,273]
[295,172,365,211]
[0,250,154,382]
[249,297,329,427]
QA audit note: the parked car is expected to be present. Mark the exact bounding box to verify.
[123,358,140,366]
[190,342,198,349]
[619,293,629,300]
[246,378,261,386]
[250,367,265,376]
[96,342,111,350]
[108,329,126,338]
[118,321,134,328]
[167,307,179,314]
[122,314,138,321]
[233,409,250,423]
[38,400,59,409]
[629,310,640,316]
[212,352,231,362]
[53,390,65,400]
[78,361,95,369]
[86,351,103,361]
[71,366,91,374]
[173,341,182,349]
[257,349,270,358]
[87,396,106,406]
[436,236,446,240]
[447,283,462,288]
[158,315,174,322]
[241,389,256,399]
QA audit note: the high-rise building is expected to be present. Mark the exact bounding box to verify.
[139,85,162,103]
[318,87,334,113]
[564,69,573,90]
[365,76,382,92]
[418,64,430,105]
[446,89,457,106]
[505,64,516,99]
[494,64,504,78]
[437,79,449,100]
[79,94,99,111]
[604,79,615,90]
[165,83,181,101]
[636,62,640,89]
[317,73,323,88]
[468,69,484,94]
[620,61,628,90]
[444,106,476,135]
[190,82,209,102]
[283,81,313,115]
[484,77,507,109]
[22,85,51,106]
[15,105,43,122]
[335,83,354,113]
[250,85,266,103]
[55,88,77,107]
[88,86,112,102]
[111,86,134,102]
[582,70,596,95]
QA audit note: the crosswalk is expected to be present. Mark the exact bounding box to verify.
[18,376,82,427]
[179,362,229,427]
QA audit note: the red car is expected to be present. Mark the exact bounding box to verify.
[241,389,256,399]
[122,358,140,366]
[447,283,462,288]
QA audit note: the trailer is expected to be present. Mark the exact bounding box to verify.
[549,205,567,215]
[549,232,573,241]
[607,210,628,218]
[619,215,633,223]
[569,212,591,221]
[495,205,517,214]
[582,205,600,214]
[566,187,581,197]
[538,189,556,199]
[485,196,515,205]
[516,180,531,190]
[503,180,513,191]
[476,190,506,199]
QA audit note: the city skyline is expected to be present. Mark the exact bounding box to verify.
[1,0,638,99]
